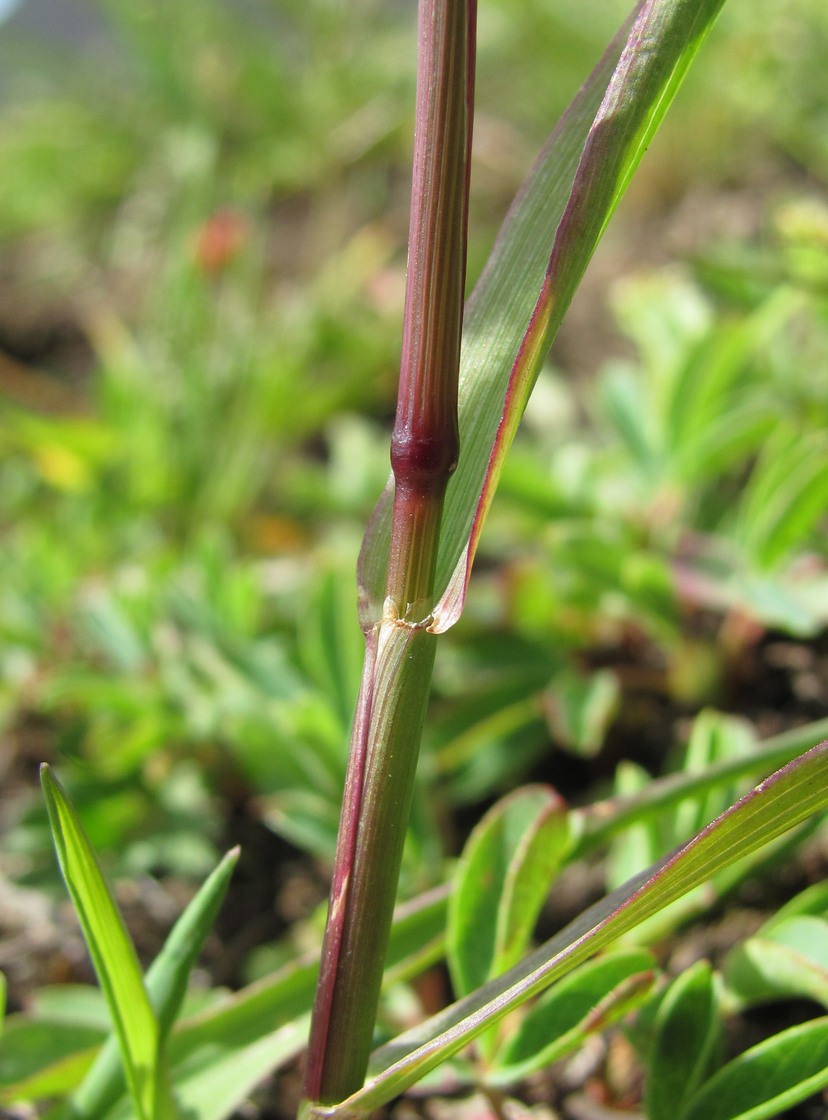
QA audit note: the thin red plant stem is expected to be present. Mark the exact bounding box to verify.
[303,0,476,1104]
[386,0,476,619]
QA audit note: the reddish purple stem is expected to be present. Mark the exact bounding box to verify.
[386,0,476,616]
[303,0,476,1104]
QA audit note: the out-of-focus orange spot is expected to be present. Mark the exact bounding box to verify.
[245,513,310,554]
[193,210,248,275]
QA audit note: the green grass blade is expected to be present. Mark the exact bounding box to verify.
[304,741,828,1116]
[491,951,655,1085]
[70,846,240,1120]
[431,0,727,629]
[0,882,447,1117]
[357,6,634,628]
[359,0,728,632]
[40,765,161,1120]
[575,716,828,855]
[150,846,240,1040]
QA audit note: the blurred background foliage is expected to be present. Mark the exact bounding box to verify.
[0,0,827,935]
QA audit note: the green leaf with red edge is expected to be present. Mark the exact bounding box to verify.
[358,0,727,633]
[448,785,572,999]
[301,741,828,1118]
[491,950,656,1085]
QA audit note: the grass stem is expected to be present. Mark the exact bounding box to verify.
[303,0,475,1104]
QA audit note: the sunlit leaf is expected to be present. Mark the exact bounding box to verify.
[71,847,240,1120]
[646,961,721,1120]
[492,950,655,1085]
[681,1016,828,1120]
[448,786,571,998]
[305,741,828,1116]
[40,765,162,1120]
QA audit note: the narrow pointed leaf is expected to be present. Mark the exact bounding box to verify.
[303,742,828,1117]
[359,0,728,631]
[70,846,240,1120]
[575,717,828,856]
[0,883,448,1116]
[491,951,655,1085]
[680,1016,828,1120]
[40,765,160,1120]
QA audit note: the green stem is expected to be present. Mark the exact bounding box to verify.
[309,622,437,1102]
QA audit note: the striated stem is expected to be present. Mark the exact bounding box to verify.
[304,622,438,1105]
[303,0,476,1105]
[386,0,476,620]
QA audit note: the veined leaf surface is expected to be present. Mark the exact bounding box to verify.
[305,741,828,1116]
[358,0,728,632]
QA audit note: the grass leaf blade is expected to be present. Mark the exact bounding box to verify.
[306,741,828,1116]
[70,846,240,1119]
[431,0,728,630]
[40,765,160,1120]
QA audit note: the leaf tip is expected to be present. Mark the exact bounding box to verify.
[39,762,55,795]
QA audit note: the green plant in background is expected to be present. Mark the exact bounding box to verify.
[506,265,828,647]
[299,0,827,1101]
[3,716,826,1118]
[3,0,828,1118]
